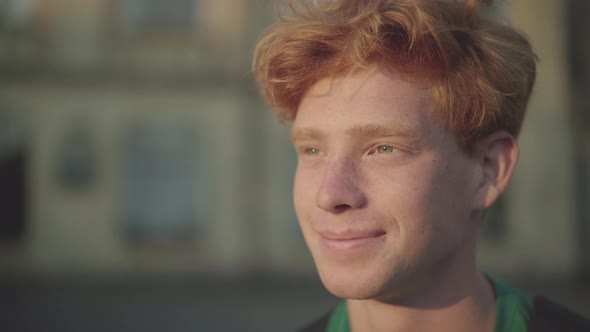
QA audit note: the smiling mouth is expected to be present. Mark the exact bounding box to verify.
[318,230,386,251]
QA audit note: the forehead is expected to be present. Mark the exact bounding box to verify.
[305,67,428,101]
[293,67,438,137]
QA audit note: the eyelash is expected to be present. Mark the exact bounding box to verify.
[374,145,396,154]
[303,147,321,156]
[298,145,400,158]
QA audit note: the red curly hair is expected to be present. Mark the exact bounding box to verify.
[252,0,537,150]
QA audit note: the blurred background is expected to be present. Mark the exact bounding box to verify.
[0,0,588,331]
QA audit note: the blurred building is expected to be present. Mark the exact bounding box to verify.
[0,0,277,278]
[0,0,588,282]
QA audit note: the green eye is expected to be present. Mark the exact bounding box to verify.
[305,148,320,155]
[377,145,395,153]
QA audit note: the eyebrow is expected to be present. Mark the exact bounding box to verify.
[344,124,418,139]
[290,124,421,142]
[290,127,326,142]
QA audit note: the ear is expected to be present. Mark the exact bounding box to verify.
[473,131,519,210]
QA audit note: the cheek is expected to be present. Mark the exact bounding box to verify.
[369,163,439,220]
[369,159,473,239]
[393,159,477,250]
[292,166,325,252]
[292,166,317,224]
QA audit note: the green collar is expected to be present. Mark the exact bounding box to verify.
[326,277,532,332]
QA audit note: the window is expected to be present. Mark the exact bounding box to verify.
[117,0,198,33]
[0,0,36,28]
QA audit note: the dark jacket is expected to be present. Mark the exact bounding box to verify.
[298,296,590,332]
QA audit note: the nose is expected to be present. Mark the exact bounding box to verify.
[315,160,367,214]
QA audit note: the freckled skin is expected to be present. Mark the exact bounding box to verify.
[291,67,483,303]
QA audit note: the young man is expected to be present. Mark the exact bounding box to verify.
[253,0,590,331]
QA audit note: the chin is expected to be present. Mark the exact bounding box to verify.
[315,260,393,300]
[313,252,421,302]
[321,276,379,300]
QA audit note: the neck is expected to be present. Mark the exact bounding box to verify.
[348,235,495,332]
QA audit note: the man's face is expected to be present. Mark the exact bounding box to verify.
[291,67,483,301]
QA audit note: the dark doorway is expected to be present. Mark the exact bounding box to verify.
[0,149,26,242]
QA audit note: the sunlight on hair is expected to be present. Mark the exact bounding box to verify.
[253,0,537,151]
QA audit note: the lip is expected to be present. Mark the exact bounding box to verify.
[318,230,386,251]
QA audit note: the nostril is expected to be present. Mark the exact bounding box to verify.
[333,204,352,214]
[315,167,367,213]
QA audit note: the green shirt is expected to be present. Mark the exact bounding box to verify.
[326,278,532,332]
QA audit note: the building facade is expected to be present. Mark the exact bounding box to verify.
[0,0,587,281]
